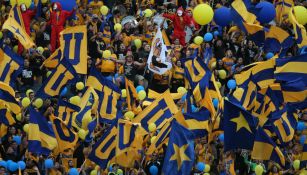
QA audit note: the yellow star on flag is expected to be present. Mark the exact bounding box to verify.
[169,143,191,171]
[230,112,252,133]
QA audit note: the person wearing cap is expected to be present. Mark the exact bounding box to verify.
[101,22,112,45]
[88,0,103,15]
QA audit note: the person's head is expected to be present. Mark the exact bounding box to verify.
[237,57,243,65]
[186,49,191,57]
[68,160,74,167]
[9,126,16,135]
[217,40,223,46]
[119,43,126,51]
[29,92,35,100]
[248,40,253,48]
[125,55,133,63]
[231,37,237,43]
[174,38,180,45]
[144,44,151,52]
[185,8,193,17]
[52,3,59,11]
[177,7,184,17]
[20,4,27,12]
[176,60,182,67]
[0,165,6,175]
[225,49,233,58]
[24,59,30,68]
[272,165,279,173]
[92,14,98,23]
[104,23,111,31]
[218,59,223,66]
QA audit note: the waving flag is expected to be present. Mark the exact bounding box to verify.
[55,99,81,128]
[0,82,21,114]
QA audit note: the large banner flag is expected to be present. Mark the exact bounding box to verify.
[43,25,88,74]
[147,28,172,75]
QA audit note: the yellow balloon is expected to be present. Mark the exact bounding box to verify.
[218,70,227,79]
[76,82,85,91]
[293,159,300,170]
[90,170,98,175]
[204,164,210,172]
[16,113,22,121]
[10,0,31,8]
[150,136,157,143]
[121,89,127,98]
[134,39,142,49]
[70,96,81,106]
[23,124,29,133]
[114,23,122,31]
[34,98,43,109]
[21,97,31,108]
[124,111,135,120]
[194,36,203,45]
[255,165,263,175]
[26,89,34,97]
[41,0,48,3]
[36,46,44,55]
[13,45,18,53]
[103,50,111,58]
[148,123,156,132]
[78,129,87,140]
[0,32,3,40]
[100,5,109,15]
[138,90,146,101]
[216,81,221,89]
[294,6,307,25]
[211,61,216,69]
[177,87,187,94]
[204,173,210,175]
[193,4,214,25]
[144,9,153,18]
[46,71,52,77]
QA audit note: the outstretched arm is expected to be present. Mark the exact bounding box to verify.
[162,13,175,21]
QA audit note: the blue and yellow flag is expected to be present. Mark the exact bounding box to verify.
[55,99,81,128]
[28,107,57,155]
[252,127,286,167]
[86,67,122,123]
[85,117,97,143]
[133,90,178,132]
[2,5,35,49]
[0,46,24,88]
[223,100,257,152]
[183,107,210,138]
[88,120,117,169]
[42,48,62,68]
[275,0,294,24]
[264,26,293,53]
[51,115,78,154]
[0,107,15,126]
[36,58,77,98]
[279,80,307,103]
[0,82,21,114]
[125,78,138,112]
[243,22,266,46]
[162,120,195,175]
[74,106,91,129]
[288,7,307,48]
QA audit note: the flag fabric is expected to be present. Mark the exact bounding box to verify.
[74,106,91,129]
[2,6,35,49]
[28,107,57,155]
[264,26,293,53]
[85,117,97,143]
[79,86,99,112]
[162,120,195,175]
[132,90,178,132]
[125,78,138,112]
[35,0,42,19]
[183,107,210,138]
[88,120,117,169]
[0,82,21,114]
[36,58,77,99]
[252,127,286,167]
[223,100,257,152]
[42,48,62,68]
[275,0,294,24]
[0,107,15,126]
[55,99,81,128]
[86,67,122,123]
[280,80,307,103]
[0,46,24,88]
[242,22,266,47]
[288,8,307,48]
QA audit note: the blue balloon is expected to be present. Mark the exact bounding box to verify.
[213,31,219,36]
[8,162,18,172]
[213,98,219,108]
[51,0,76,11]
[297,122,306,131]
[213,7,232,27]
[227,79,236,90]
[136,86,145,93]
[12,136,21,145]
[17,161,26,170]
[149,165,158,175]
[266,52,274,59]
[0,161,7,169]
[181,93,187,101]
[196,162,205,171]
[256,2,276,23]
[204,33,213,42]
[68,168,79,175]
[109,165,112,171]
[218,133,224,142]
[300,135,306,145]
[60,87,68,96]
[44,159,54,169]
[191,105,197,112]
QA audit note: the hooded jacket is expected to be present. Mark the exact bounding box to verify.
[47,2,75,27]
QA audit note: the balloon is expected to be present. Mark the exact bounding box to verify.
[103,50,111,58]
[51,0,77,11]
[255,2,276,23]
[293,159,300,170]
[60,87,68,96]
[204,33,213,42]
[16,113,22,121]
[214,7,232,27]
[117,169,123,175]
[100,5,109,15]
[177,87,187,94]
[13,136,21,145]
[0,32,3,39]
[36,46,44,55]
[76,82,85,91]
[134,39,142,49]
[42,0,48,3]
[46,71,52,78]
[211,61,216,69]
[193,4,214,25]
[204,173,210,175]
[138,90,146,100]
[216,81,221,88]
[144,9,153,18]
[149,165,158,175]
[0,161,7,169]
[68,168,79,175]
[136,85,145,93]
[23,124,29,133]
[227,79,236,89]
[293,6,307,25]
[213,98,219,108]
[150,136,157,144]
[44,159,54,169]
[218,70,227,79]
[90,170,98,175]
[297,121,306,131]
[121,89,127,98]
[214,31,219,36]
[218,133,224,142]
[300,135,306,145]
[255,165,264,175]
[26,89,34,97]
[196,162,205,171]
[69,96,81,106]
[13,45,18,53]
[21,97,31,108]
[34,98,43,109]
[10,0,31,8]
[95,165,100,170]
[204,164,210,172]
[148,123,156,132]
[114,23,122,31]
[8,162,18,172]
[194,36,203,45]
[17,161,26,170]
[124,111,135,120]
[78,129,87,140]
[266,52,274,59]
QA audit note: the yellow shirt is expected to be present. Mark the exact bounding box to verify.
[102,30,111,45]
[123,33,132,47]
[89,1,104,15]
[101,58,116,73]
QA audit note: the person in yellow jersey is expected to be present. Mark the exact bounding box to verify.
[100,53,117,77]
[88,0,104,15]
[101,22,112,46]
[171,59,184,93]
[143,21,156,44]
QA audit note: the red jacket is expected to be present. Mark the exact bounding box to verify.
[47,2,75,27]
[21,9,36,34]
[162,13,191,33]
